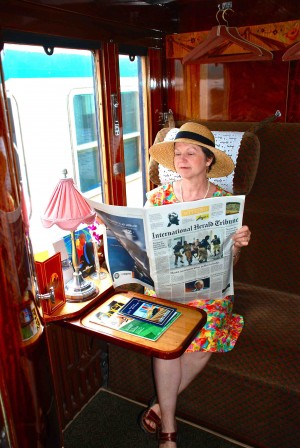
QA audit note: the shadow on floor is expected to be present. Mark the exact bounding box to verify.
[63,389,243,448]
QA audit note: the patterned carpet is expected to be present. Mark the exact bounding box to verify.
[63,389,248,448]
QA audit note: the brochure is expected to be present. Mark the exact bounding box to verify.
[89,294,181,341]
[118,296,177,327]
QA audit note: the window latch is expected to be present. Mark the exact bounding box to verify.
[111,94,120,136]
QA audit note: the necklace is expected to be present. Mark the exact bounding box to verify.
[180,179,210,202]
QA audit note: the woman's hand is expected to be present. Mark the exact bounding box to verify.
[232,225,251,259]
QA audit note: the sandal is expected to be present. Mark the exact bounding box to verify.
[158,431,178,446]
[139,397,161,435]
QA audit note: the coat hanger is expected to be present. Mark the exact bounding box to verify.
[282,40,300,61]
[183,8,273,64]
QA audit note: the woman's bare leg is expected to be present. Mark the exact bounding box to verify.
[178,351,212,393]
[150,352,212,447]
[153,357,181,447]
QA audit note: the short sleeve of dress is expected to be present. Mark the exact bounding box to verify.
[145,183,179,207]
[144,186,162,208]
[212,185,232,197]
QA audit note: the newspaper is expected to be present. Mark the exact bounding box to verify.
[89,195,245,303]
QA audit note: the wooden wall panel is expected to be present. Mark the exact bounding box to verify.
[167,61,229,121]
[184,64,200,120]
[0,65,61,448]
[0,0,166,48]
[166,59,184,121]
[166,53,299,123]
[287,59,300,122]
[226,55,290,121]
[176,0,300,33]
[148,48,166,142]
[165,20,300,123]
[167,21,300,59]
[46,323,107,430]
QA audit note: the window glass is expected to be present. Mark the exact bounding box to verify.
[2,44,103,253]
[119,55,146,207]
[124,138,139,176]
[77,146,101,192]
[73,94,97,145]
[68,89,101,194]
[121,91,139,134]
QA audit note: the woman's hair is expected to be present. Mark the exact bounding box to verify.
[201,146,216,172]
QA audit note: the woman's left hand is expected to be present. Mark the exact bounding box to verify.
[232,225,251,253]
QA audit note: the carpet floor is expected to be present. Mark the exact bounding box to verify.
[63,389,246,448]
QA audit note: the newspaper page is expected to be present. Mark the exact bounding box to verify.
[89,200,154,289]
[143,195,245,302]
[89,195,245,302]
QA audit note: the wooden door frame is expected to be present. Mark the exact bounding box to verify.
[96,43,127,206]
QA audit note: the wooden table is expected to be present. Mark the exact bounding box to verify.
[59,290,207,359]
[44,277,206,429]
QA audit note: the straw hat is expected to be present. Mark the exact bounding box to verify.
[149,122,235,178]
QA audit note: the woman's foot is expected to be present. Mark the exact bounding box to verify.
[139,400,161,434]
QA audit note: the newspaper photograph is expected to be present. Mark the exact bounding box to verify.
[89,200,154,289]
[89,195,245,302]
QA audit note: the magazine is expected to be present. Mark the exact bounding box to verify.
[118,296,177,327]
[89,195,245,303]
[89,295,181,341]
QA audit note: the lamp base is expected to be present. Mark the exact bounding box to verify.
[65,272,98,302]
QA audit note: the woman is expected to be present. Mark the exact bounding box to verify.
[140,122,251,447]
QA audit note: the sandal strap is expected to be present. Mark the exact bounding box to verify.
[145,408,161,427]
[140,407,161,434]
[159,431,177,442]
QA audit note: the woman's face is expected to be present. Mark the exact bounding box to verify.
[195,281,203,290]
[174,142,212,179]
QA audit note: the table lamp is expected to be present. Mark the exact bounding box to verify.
[41,169,98,302]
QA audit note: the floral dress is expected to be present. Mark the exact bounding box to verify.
[145,182,244,353]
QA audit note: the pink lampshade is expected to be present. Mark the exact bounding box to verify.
[41,177,96,232]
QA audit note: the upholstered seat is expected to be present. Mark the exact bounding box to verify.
[108,120,300,448]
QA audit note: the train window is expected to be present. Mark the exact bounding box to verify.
[119,54,147,207]
[68,90,101,195]
[1,45,148,252]
[2,44,103,252]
